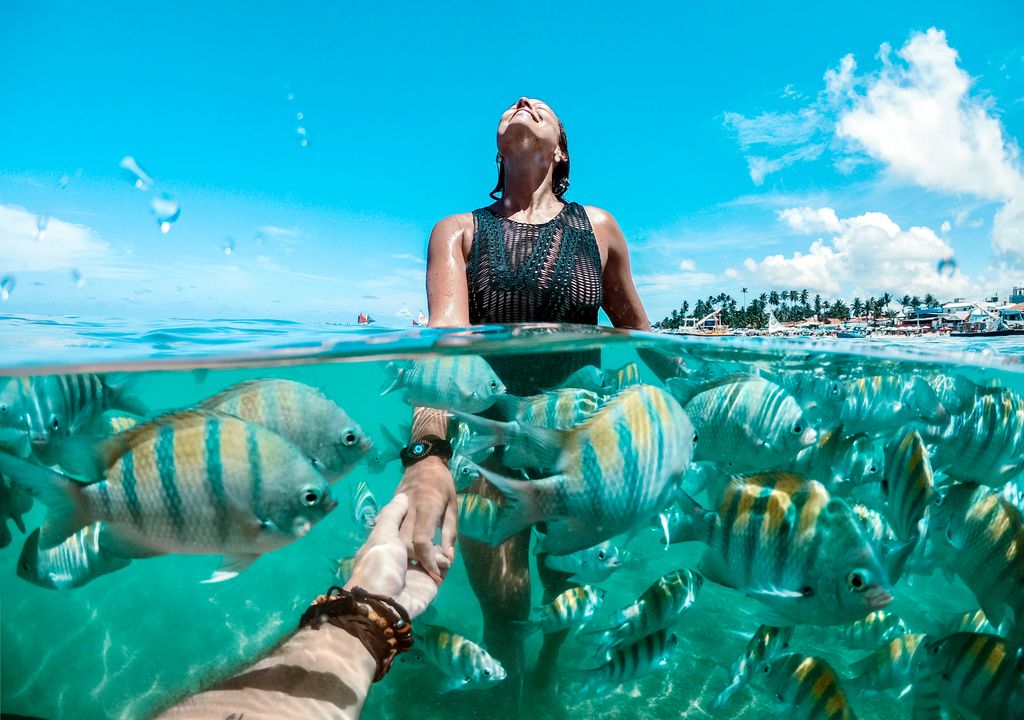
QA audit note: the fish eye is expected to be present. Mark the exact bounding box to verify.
[597,550,606,560]
[0,403,7,414]
[792,423,802,434]
[342,430,358,446]
[800,586,814,597]
[692,432,699,443]
[869,465,878,474]
[489,380,498,390]
[50,416,60,430]
[847,570,867,592]
[483,669,491,677]
[301,488,322,506]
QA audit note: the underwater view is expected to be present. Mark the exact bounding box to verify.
[1,325,1022,720]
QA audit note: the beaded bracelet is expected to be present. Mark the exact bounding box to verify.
[299,586,413,682]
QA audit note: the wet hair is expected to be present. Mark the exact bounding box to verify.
[490,119,570,201]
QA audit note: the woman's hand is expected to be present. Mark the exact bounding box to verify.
[392,456,457,583]
[344,492,449,619]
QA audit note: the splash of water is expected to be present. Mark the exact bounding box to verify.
[222,237,235,256]
[150,193,181,233]
[119,156,155,191]
[0,275,15,301]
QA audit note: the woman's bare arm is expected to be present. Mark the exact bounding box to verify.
[586,206,651,331]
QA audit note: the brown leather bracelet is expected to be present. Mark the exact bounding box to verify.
[299,586,413,682]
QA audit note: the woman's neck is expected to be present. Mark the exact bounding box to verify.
[497,154,562,222]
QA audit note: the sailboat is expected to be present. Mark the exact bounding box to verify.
[767,309,786,335]
[413,310,428,327]
[357,312,375,325]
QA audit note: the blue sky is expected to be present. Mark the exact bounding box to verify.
[1,0,1022,324]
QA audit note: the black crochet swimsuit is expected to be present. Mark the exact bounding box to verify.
[467,201,604,394]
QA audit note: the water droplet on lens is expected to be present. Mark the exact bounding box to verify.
[286,92,295,102]
[119,156,155,191]
[58,175,71,189]
[222,237,235,255]
[36,213,49,241]
[1,275,15,301]
[254,232,265,247]
[150,193,181,232]
[937,257,957,276]
[71,269,85,288]
[296,112,304,120]
[296,126,310,147]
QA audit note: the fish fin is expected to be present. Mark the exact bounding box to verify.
[507,422,564,471]
[710,678,744,710]
[379,362,406,396]
[103,373,148,417]
[449,412,509,455]
[12,510,26,534]
[668,491,713,544]
[490,393,522,421]
[366,424,405,475]
[907,377,947,425]
[202,553,260,583]
[0,451,89,544]
[0,428,31,458]
[665,377,702,407]
[49,434,107,483]
[883,537,919,583]
[439,677,470,693]
[464,459,551,545]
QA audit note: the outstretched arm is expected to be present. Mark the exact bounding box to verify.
[587,206,651,331]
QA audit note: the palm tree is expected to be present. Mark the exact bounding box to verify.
[901,295,912,311]
[741,287,748,309]
[867,297,877,318]
[832,299,850,320]
[911,295,922,309]
[681,300,689,317]
[800,289,810,306]
[852,297,863,317]
[769,290,780,308]
[923,293,938,307]
[759,292,768,305]
[880,292,893,313]
[813,294,822,316]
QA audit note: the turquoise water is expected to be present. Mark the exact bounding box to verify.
[0,321,1022,719]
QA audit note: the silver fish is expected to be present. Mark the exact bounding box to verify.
[543,539,626,584]
[845,633,925,697]
[415,624,507,692]
[752,653,857,720]
[381,356,505,413]
[881,428,933,542]
[526,585,603,635]
[568,628,679,695]
[926,389,1024,486]
[351,481,378,533]
[712,625,794,709]
[17,523,131,589]
[839,375,946,436]
[828,609,910,650]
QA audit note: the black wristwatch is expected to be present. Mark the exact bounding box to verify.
[400,435,453,468]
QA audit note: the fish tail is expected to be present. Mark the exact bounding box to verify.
[668,490,711,544]
[379,362,405,396]
[468,461,548,546]
[0,451,90,545]
[103,373,148,416]
[709,677,744,710]
[449,412,510,455]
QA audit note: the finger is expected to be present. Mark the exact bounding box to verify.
[414,538,442,581]
[440,500,458,559]
[399,505,418,556]
[368,493,409,543]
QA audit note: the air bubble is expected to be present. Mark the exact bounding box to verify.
[296,112,304,120]
[937,257,957,276]
[150,193,181,233]
[296,126,310,147]
[222,237,235,255]
[119,156,155,191]
[1,275,14,301]
[71,269,85,289]
[36,214,49,241]
[254,232,265,247]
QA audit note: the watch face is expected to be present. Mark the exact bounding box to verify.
[409,441,429,457]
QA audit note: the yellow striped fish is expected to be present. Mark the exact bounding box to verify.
[0,409,336,583]
[415,624,506,692]
[200,378,372,482]
[839,375,946,436]
[527,585,603,635]
[455,493,499,544]
[928,389,1024,486]
[673,473,893,625]
[17,522,131,589]
[471,384,696,555]
[712,625,794,709]
[881,428,933,542]
[846,633,924,696]
[351,480,378,534]
[929,482,1024,634]
[381,356,505,413]
[568,628,679,695]
[829,610,909,649]
[492,388,604,429]
[754,653,857,720]
[913,632,1024,719]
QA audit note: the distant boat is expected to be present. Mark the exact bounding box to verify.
[357,312,375,325]
[837,329,869,339]
[413,310,428,327]
[950,327,1024,337]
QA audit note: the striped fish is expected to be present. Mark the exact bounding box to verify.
[455,493,499,544]
[790,427,881,495]
[381,356,505,413]
[711,625,794,709]
[913,632,1024,719]
[351,481,378,534]
[568,628,679,695]
[948,609,1002,636]
[673,473,893,625]
[200,379,372,482]
[928,389,1024,486]
[881,429,933,542]
[845,633,925,696]
[666,375,816,472]
[761,369,844,424]
[0,377,32,457]
[581,569,701,655]
[0,471,32,548]
[493,388,605,429]
[17,522,131,589]
[543,539,627,584]
[0,409,336,583]
[928,483,1024,634]
[556,365,608,392]
[753,653,857,720]
[415,624,506,692]
[829,610,909,649]
[850,504,916,584]
[450,452,483,490]
[839,375,946,436]
[605,362,641,392]
[526,585,603,635]
[471,384,696,554]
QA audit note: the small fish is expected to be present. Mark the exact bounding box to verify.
[881,428,933,542]
[711,625,794,709]
[200,379,372,482]
[789,427,881,495]
[470,384,696,555]
[0,471,32,548]
[381,356,505,413]
[671,473,893,626]
[0,409,337,584]
[845,633,925,697]
[760,369,844,425]
[581,569,701,655]
[666,375,816,472]
[455,493,499,544]
[555,365,608,393]
[492,388,605,429]
[839,375,946,436]
[543,539,626,584]
[17,523,131,589]
[946,609,1002,636]
[351,481,378,533]
[0,377,32,457]
[927,389,1024,486]
[450,453,483,490]
[829,610,910,649]
[415,624,506,692]
[849,504,917,584]
[928,482,1024,634]
[365,424,405,475]
[567,628,679,695]
[753,653,857,720]
[913,632,1024,719]
[525,585,604,635]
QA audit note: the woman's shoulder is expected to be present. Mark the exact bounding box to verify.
[431,212,476,234]
[580,205,618,228]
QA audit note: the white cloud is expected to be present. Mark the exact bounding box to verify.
[724,109,825,149]
[678,258,697,271]
[747,145,825,185]
[742,207,977,297]
[940,220,952,233]
[723,267,741,279]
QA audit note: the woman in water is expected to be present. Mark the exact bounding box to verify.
[394,97,650,713]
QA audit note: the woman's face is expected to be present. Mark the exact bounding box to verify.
[497,97,562,158]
